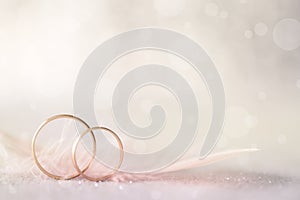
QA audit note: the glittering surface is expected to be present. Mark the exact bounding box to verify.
[1,171,299,200]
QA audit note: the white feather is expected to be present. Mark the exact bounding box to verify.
[156,148,259,174]
[0,131,259,181]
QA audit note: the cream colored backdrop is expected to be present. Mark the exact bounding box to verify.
[0,0,300,177]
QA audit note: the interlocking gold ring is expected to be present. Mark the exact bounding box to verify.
[32,114,96,180]
[72,126,124,182]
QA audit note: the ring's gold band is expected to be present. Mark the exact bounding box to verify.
[32,114,96,180]
[72,126,124,182]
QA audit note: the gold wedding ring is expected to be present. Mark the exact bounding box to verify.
[32,114,96,180]
[72,126,124,182]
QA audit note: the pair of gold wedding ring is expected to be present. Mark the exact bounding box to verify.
[32,114,124,182]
